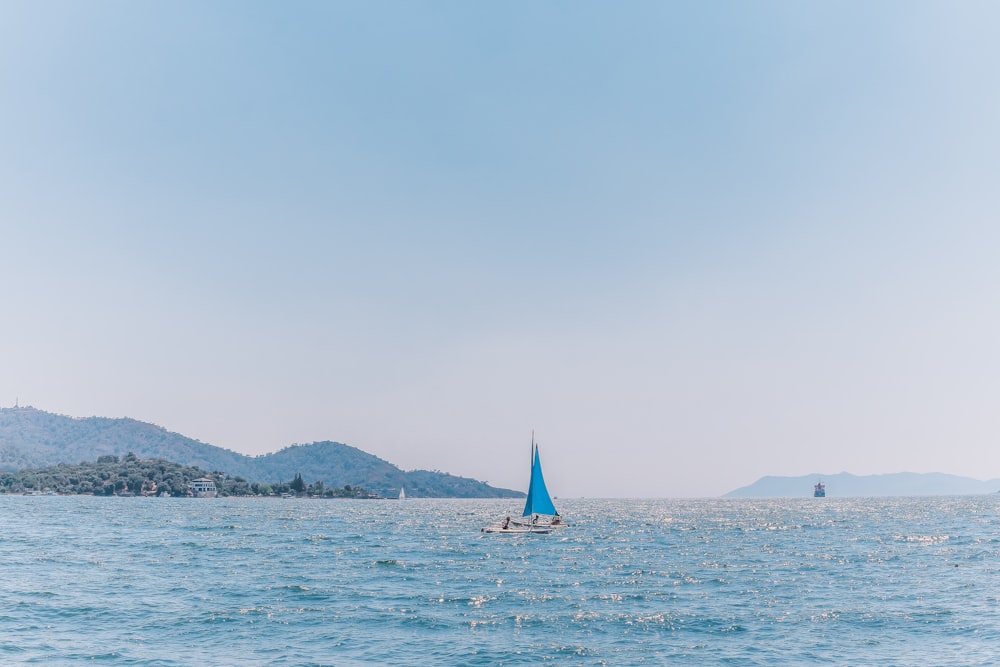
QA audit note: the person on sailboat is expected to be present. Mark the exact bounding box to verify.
[502,516,510,530]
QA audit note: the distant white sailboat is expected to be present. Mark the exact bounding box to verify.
[398,486,405,500]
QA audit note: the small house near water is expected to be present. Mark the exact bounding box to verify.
[188,478,218,498]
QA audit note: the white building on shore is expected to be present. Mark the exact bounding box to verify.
[188,478,218,498]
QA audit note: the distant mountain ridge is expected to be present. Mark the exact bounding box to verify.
[726,472,1000,498]
[0,407,523,499]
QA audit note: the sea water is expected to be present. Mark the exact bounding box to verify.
[1,495,999,666]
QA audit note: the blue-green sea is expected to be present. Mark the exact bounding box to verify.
[2,495,999,665]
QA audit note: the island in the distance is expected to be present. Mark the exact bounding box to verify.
[0,406,523,499]
[726,471,1000,498]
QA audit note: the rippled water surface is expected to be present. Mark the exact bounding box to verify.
[2,495,999,665]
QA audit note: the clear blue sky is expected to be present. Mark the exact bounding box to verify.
[2,2,999,497]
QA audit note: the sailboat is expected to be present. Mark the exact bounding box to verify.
[398,486,406,500]
[482,434,564,534]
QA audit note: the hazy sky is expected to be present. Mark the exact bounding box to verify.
[2,2,999,497]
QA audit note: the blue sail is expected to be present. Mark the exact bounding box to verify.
[522,445,558,517]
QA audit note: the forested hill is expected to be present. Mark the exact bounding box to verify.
[0,407,523,499]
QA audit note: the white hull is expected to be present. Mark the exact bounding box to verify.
[481,526,551,534]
